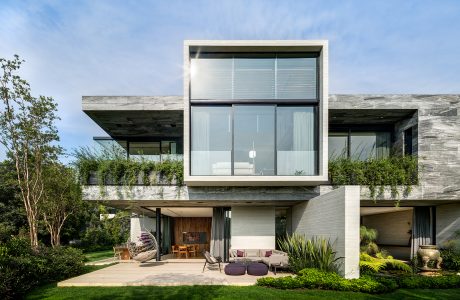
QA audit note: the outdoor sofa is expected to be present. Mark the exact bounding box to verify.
[228,248,289,269]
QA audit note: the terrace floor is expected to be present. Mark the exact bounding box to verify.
[59,259,291,287]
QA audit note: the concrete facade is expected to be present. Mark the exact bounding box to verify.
[183,40,329,186]
[231,206,276,249]
[291,186,360,278]
[81,40,460,279]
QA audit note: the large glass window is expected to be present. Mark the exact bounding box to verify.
[328,131,391,161]
[234,105,275,175]
[191,53,317,100]
[190,105,318,176]
[277,107,316,175]
[191,106,232,175]
[329,132,348,159]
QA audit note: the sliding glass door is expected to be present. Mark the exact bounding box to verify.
[191,105,318,176]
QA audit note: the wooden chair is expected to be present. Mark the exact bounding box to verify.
[187,245,196,257]
[171,245,179,257]
[178,245,188,258]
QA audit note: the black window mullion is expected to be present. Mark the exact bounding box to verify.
[274,105,277,175]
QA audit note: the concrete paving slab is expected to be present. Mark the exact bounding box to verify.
[59,261,290,287]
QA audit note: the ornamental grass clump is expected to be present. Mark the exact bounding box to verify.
[278,234,341,273]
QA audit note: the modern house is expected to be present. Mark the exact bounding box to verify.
[82,40,460,279]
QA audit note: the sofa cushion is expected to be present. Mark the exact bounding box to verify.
[245,249,259,257]
[237,250,245,257]
[265,250,272,257]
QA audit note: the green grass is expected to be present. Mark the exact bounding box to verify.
[26,285,460,300]
[84,249,114,262]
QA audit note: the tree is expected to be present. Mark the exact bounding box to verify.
[42,164,82,247]
[0,55,61,248]
[0,159,26,241]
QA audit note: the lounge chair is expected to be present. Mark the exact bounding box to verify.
[202,251,222,272]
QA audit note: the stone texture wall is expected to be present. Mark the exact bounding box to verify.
[330,95,460,201]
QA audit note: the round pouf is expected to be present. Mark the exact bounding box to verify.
[247,263,268,276]
[224,263,247,276]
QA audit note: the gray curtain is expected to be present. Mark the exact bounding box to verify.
[411,207,432,258]
[211,207,225,258]
[162,216,171,255]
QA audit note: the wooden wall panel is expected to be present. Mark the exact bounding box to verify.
[172,217,212,253]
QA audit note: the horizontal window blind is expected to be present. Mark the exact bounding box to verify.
[191,54,317,100]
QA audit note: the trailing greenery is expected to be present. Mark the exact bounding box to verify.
[360,253,412,274]
[73,146,184,189]
[257,267,460,294]
[0,236,85,299]
[329,155,418,201]
[278,234,340,273]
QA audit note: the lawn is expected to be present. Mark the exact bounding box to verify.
[26,285,460,300]
[84,249,114,262]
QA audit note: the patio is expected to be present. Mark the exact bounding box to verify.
[59,259,290,287]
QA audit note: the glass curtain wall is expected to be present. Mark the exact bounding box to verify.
[191,106,232,175]
[191,105,317,176]
[277,106,316,175]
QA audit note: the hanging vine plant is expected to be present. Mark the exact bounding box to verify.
[328,155,418,203]
[73,147,184,198]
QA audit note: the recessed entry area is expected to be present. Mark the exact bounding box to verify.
[360,207,413,260]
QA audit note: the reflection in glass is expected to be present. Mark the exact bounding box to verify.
[233,105,275,175]
[277,107,316,175]
[350,132,391,160]
[328,133,348,159]
[191,106,232,175]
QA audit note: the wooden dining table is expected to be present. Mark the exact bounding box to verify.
[176,244,200,258]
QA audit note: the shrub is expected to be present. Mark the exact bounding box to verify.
[257,267,460,294]
[440,230,460,271]
[441,248,460,271]
[278,234,340,273]
[397,275,460,289]
[359,253,412,274]
[257,268,393,294]
[0,236,85,299]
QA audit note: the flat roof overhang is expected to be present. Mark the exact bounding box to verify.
[329,109,417,126]
[83,96,183,139]
[186,40,327,53]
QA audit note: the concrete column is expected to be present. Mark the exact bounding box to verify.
[156,208,161,261]
[291,186,360,278]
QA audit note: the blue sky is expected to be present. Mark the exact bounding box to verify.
[1,0,460,162]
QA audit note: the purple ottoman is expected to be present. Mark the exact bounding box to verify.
[224,263,246,276]
[247,262,268,276]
